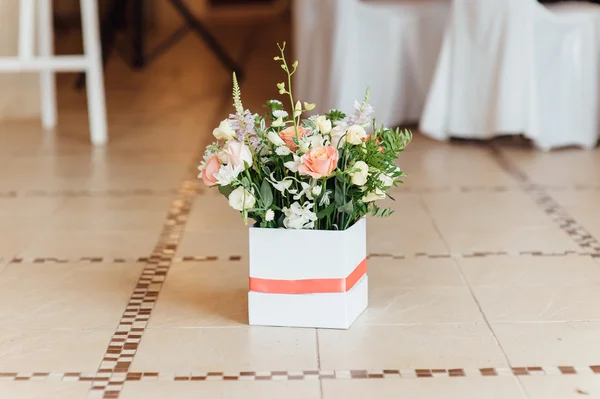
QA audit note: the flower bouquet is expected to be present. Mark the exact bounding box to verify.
[199,43,411,329]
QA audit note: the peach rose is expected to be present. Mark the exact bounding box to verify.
[298,146,339,179]
[279,126,308,152]
[202,155,220,186]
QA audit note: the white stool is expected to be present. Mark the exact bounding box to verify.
[0,0,107,146]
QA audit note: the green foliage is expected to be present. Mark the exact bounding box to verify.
[326,109,346,122]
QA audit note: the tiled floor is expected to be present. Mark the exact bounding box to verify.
[1,18,600,399]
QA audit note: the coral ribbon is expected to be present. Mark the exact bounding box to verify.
[249,258,367,294]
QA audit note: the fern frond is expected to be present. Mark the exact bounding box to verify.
[232,73,244,114]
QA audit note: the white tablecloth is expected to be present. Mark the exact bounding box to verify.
[293,0,450,127]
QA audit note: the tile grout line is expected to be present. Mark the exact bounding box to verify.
[488,144,600,254]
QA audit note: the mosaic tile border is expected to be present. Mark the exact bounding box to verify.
[2,365,599,383]
[5,251,598,266]
[489,145,600,254]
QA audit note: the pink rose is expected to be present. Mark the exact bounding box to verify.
[202,155,220,186]
[279,126,308,152]
[221,141,253,169]
[298,146,339,179]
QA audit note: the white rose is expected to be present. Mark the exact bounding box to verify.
[212,119,236,141]
[350,161,369,186]
[330,122,348,148]
[315,115,332,134]
[362,188,386,202]
[228,186,256,211]
[267,130,286,146]
[222,141,253,169]
[346,125,367,145]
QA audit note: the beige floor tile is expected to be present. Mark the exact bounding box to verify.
[58,195,175,212]
[459,256,600,287]
[318,324,508,370]
[439,226,580,254]
[185,196,247,231]
[502,147,600,185]
[423,191,555,230]
[367,223,448,255]
[131,327,318,373]
[368,257,466,288]
[0,263,142,329]
[0,228,43,259]
[0,198,64,216]
[149,261,247,328]
[548,189,600,209]
[322,377,527,399]
[45,207,168,232]
[120,381,320,399]
[0,329,112,372]
[357,286,484,325]
[492,322,600,365]
[400,146,519,187]
[176,230,249,258]
[474,285,600,322]
[20,231,158,258]
[0,382,91,399]
[519,375,600,399]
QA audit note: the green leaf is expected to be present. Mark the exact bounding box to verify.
[218,185,234,198]
[334,183,344,206]
[260,180,273,208]
[338,201,354,215]
[317,203,335,218]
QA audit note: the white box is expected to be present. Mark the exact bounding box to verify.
[248,218,368,329]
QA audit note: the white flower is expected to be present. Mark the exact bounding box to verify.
[282,202,318,229]
[350,161,369,186]
[362,188,386,202]
[267,131,286,146]
[228,186,256,211]
[284,155,302,173]
[319,190,331,206]
[271,117,284,127]
[267,173,294,193]
[293,182,314,200]
[330,122,348,148]
[213,163,243,186]
[346,125,367,145]
[309,134,325,149]
[222,141,253,169]
[265,209,275,222]
[378,172,394,188]
[315,115,332,134]
[272,110,288,119]
[212,119,236,141]
[311,185,322,197]
[275,146,292,156]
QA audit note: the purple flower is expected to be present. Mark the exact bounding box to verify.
[228,109,260,148]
